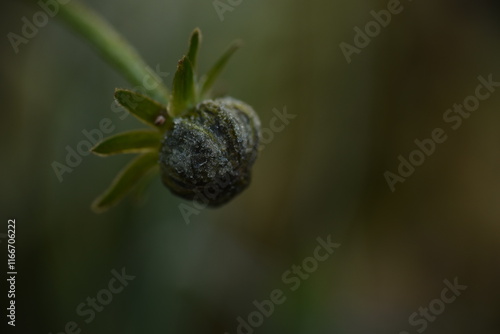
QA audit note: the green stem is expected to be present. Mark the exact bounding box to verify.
[48,1,169,104]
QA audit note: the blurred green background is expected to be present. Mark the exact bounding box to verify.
[2,0,500,333]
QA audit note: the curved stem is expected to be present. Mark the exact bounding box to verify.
[40,0,169,104]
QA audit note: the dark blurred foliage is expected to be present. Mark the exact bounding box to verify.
[1,0,500,333]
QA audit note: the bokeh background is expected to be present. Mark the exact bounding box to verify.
[2,0,500,333]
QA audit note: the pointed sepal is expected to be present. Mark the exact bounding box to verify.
[114,89,168,129]
[91,152,159,213]
[167,56,196,117]
[91,130,162,156]
[187,28,201,71]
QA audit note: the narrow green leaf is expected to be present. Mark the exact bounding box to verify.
[200,40,241,96]
[91,130,161,156]
[57,1,169,104]
[91,152,158,213]
[114,89,167,128]
[168,56,196,117]
[131,167,159,205]
[187,28,201,70]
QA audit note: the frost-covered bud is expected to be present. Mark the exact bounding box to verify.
[160,97,261,206]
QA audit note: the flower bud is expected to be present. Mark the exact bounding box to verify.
[160,97,261,206]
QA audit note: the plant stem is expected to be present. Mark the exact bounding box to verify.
[52,1,169,104]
